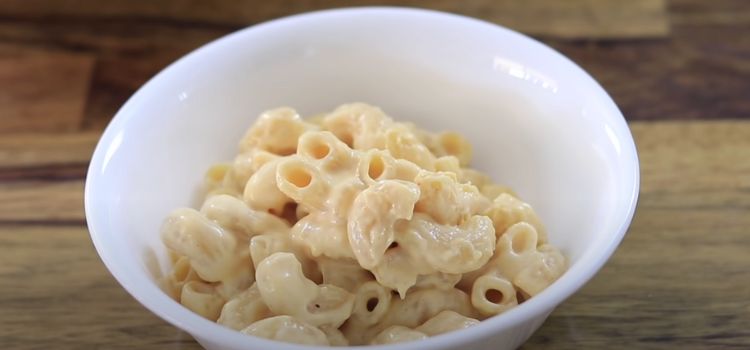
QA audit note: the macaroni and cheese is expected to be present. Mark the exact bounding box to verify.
[161,103,567,346]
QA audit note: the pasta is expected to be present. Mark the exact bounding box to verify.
[160,103,567,346]
[163,256,200,300]
[415,310,480,336]
[370,326,427,345]
[241,315,329,346]
[255,252,354,328]
[161,208,249,286]
[341,286,475,345]
[318,258,374,292]
[413,272,462,291]
[484,193,548,243]
[470,269,519,316]
[321,325,350,346]
[217,283,271,330]
[180,281,226,321]
[350,281,392,326]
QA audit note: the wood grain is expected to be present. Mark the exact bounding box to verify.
[0,0,743,129]
[0,49,94,133]
[0,0,749,348]
[0,180,84,223]
[0,226,201,350]
[634,122,750,194]
[0,132,99,169]
[0,21,228,127]
[0,121,748,349]
[0,0,671,128]
[0,0,669,39]
[524,121,750,349]
[545,0,750,121]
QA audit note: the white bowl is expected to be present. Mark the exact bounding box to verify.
[85,7,639,350]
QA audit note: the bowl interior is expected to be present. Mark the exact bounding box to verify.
[86,7,638,350]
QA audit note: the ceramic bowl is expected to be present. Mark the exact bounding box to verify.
[85,7,639,350]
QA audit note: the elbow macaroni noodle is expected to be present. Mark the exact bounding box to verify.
[161,103,567,346]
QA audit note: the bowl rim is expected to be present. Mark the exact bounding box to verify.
[85,6,640,350]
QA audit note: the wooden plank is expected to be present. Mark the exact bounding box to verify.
[81,48,201,127]
[0,25,226,126]
[546,7,750,121]
[0,226,202,350]
[0,122,748,348]
[472,0,670,39]
[0,49,94,133]
[526,215,750,348]
[4,1,748,126]
[671,0,750,24]
[0,1,745,126]
[0,0,669,39]
[0,180,84,223]
[524,121,750,349]
[0,132,99,169]
[632,121,750,194]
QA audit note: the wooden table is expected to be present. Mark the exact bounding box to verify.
[1,1,748,349]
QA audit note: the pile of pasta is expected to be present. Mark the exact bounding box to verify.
[161,103,566,346]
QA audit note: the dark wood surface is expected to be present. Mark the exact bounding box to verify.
[1,1,749,349]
